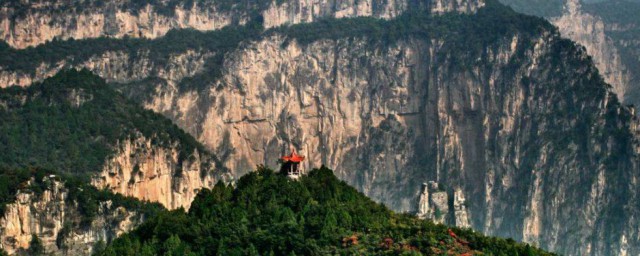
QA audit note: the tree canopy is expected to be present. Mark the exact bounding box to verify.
[97,166,555,256]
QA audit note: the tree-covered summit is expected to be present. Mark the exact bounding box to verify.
[97,166,554,255]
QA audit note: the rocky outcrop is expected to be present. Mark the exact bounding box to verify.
[0,0,484,49]
[453,188,470,228]
[0,177,142,255]
[0,2,240,49]
[416,182,470,228]
[0,49,212,89]
[91,135,230,211]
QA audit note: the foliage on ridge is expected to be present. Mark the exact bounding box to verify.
[97,166,554,256]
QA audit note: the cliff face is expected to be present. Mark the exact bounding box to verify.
[31,19,635,254]
[500,0,640,108]
[0,0,483,49]
[1,1,640,255]
[162,34,640,256]
[0,177,142,255]
[551,0,633,104]
[92,135,227,210]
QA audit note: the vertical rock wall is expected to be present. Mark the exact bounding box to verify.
[0,178,142,255]
[0,0,484,49]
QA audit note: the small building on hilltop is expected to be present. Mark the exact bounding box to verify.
[280,149,305,180]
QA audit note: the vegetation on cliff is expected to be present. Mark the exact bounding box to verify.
[97,166,553,256]
[0,69,219,174]
[0,0,555,92]
[1,0,287,19]
[0,167,164,224]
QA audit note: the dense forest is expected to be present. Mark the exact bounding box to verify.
[0,69,218,175]
[97,166,554,256]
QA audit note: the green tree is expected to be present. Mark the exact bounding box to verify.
[28,235,44,255]
[247,244,259,256]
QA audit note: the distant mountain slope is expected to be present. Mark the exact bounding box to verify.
[0,69,209,173]
[98,166,554,256]
[499,0,640,107]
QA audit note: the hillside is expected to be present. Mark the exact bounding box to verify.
[0,69,234,254]
[98,166,554,256]
[0,69,231,211]
[0,68,214,174]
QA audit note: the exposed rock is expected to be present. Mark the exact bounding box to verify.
[91,134,230,210]
[149,32,640,256]
[453,188,470,228]
[551,0,631,103]
[0,177,142,255]
[416,182,448,224]
[500,0,640,108]
[1,1,639,255]
[0,2,240,49]
[0,0,484,49]
[416,182,470,228]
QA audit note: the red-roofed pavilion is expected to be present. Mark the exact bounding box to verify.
[281,149,305,179]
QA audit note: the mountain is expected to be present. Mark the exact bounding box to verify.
[0,69,230,211]
[97,166,554,255]
[499,0,640,108]
[0,69,233,254]
[0,0,639,255]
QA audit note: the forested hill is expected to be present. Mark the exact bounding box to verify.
[98,166,554,256]
[0,69,219,175]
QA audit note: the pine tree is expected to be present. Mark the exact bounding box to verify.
[247,243,259,256]
[28,235,44,256]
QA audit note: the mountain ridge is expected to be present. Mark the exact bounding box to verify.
[0,0,484,49]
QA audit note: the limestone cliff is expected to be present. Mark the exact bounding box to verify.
[0,177,143,255]
[1,1,640,255]
[551,0,633,104]
[92,135,230,210]
[500,0,640,108]
[137,24,640,256]
[132,23,640,255]
[0,0,483,49]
